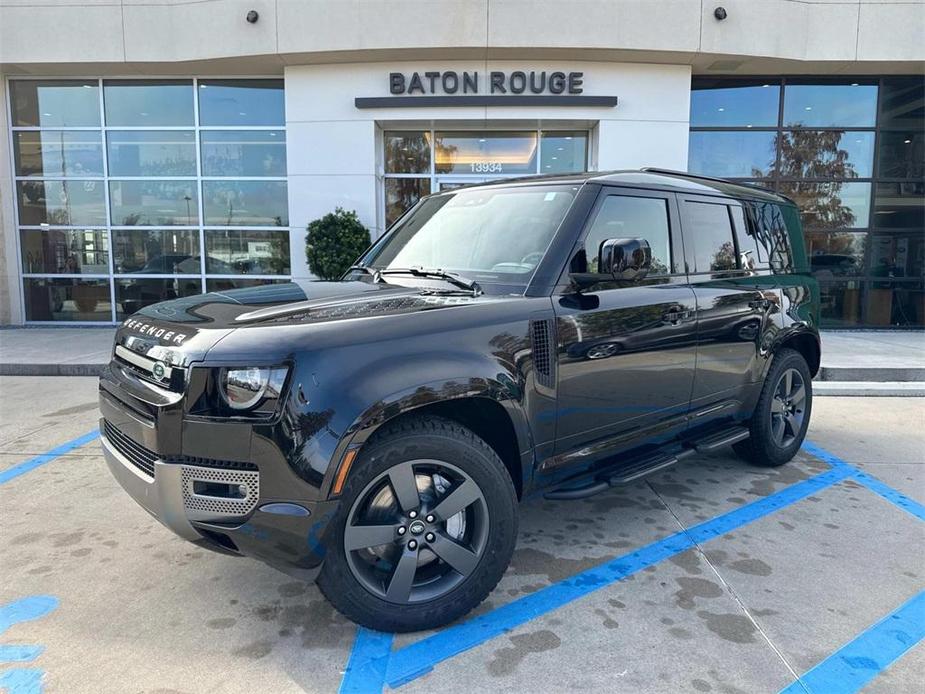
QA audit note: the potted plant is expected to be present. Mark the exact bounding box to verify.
[305,208,371,280]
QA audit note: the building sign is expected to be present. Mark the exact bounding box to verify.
[355,70,618,109]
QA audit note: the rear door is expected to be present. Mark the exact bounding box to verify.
[550,187,697,469]
[679,195,778,417]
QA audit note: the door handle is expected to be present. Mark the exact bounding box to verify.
[749,298,773,311]
[662,309,692,324]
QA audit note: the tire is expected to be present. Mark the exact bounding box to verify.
[317,415,518,632]
[734,348,813,467]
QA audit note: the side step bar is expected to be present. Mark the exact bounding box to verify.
[544,426,749,501]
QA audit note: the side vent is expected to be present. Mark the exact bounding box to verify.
[530,318,556,390]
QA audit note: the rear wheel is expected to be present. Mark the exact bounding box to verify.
[318,416,517,632]
[734,348,812,467]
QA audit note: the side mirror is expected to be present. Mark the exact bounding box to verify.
[600,238,651,281]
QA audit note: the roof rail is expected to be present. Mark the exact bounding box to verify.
[639,167,790,200]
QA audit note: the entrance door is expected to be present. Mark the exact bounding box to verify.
[552,188,698,467]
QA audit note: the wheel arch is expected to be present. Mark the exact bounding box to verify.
[776,330,821,377]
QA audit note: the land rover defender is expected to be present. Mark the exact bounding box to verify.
[99,170,820,632]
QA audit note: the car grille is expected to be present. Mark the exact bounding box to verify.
[103,419,156,478]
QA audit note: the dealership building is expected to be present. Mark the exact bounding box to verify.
[0,0,922,328]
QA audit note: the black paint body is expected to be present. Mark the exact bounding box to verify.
[99,170,820,580]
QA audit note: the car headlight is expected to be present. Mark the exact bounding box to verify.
[219,366,289,411]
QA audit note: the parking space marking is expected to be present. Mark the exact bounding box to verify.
[0,596,59,694]
[340,628,395,694]
[340,440,925,692]
[341,463,854,691]
[0,431,98,486]
[779,590,925,694]
[802,442,925,521]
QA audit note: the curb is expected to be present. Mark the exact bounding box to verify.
[814,381,925,397]
[0,364,106,377]
[818,366,925,383]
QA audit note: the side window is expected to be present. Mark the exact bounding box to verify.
[730,205,765,271]
[684,200,739,273]
[747,201,793,273]
[583,195,672,275]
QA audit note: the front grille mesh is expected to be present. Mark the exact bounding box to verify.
[103,420,260,519]
[104,419,156,478]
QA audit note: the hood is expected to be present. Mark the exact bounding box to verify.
[114,280,487,365]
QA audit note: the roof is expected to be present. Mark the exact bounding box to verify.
[454,169,793,205]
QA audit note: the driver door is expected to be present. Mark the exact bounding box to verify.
[551,188,697,468]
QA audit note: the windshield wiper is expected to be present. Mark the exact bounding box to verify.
[377,267,482,295]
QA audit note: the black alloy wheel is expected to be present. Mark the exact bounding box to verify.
[343,459,489,604]
[734,348,813,467]
[318,416,517,632]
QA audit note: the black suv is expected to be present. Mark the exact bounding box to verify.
[99,170,820,632]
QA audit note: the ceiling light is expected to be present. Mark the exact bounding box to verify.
[762,84,770,88]
[804,106,812,111]
[904,139,912,144]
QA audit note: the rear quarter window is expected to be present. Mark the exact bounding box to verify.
[745,201,799,273]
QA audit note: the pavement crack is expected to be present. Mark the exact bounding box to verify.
[646,480,811,694]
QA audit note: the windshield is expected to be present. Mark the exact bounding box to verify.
[364,184,579,287]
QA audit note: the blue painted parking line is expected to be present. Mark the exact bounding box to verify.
[0,431,99,486]
[339,440,925,692]
[802,441,925,521]
[779,589,925,694]
[340,628,395,694]
[0,596,59,694]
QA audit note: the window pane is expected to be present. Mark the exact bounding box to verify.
[879,78,925,129]
[778,181,871,230]
[109,180,199,226]
[198,79,285,126]
[683,201,738,273]
[878,131,925,179]
[873,182,925,230]
[200,131,287,176]
[384,132,431,173]
[104,80,194,126]
[10,80,100,127]
[113,229,200,274]
[807,231,867,278]
[14,131,104,177]
[206,278,288,292]
[749,201,794,273]
[782,83,877,127]
[24,278,111,321]
[817,279,864,328]
[870,232,924,279]
[541,132,588,173]
[204,230,291,275]
[865,279,923,327]
[17,180,106,226]
[690,80,780,127]
[688,131,776,178]
[385,178,430,227]
[434,131,537,174]
[116,278,202,319]
[21,228,110,274]
[585,196,671,275]
[776,130,874,179]
[202,181,288,226]
[107,131,196,176]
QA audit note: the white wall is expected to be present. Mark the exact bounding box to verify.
[284,61,691,280]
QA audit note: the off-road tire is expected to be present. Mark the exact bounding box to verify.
[318,415,518,632]
[734,348,813,467]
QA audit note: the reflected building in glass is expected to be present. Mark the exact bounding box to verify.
[689,78,924,328]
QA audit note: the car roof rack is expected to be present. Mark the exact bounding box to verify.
[639,167,794,203]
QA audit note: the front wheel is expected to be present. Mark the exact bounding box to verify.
[318,416,517,632]
[734,348,813,467]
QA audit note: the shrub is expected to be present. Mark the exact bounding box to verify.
[305,208,372,280]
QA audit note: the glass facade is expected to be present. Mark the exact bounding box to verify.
[382,129,589,226]
[10,78,289,323]
[690,77,924,327]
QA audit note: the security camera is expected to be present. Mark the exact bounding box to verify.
[714,7,727,20]
[246,10,259,23]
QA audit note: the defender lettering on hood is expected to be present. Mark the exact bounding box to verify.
[122,318,188,345]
